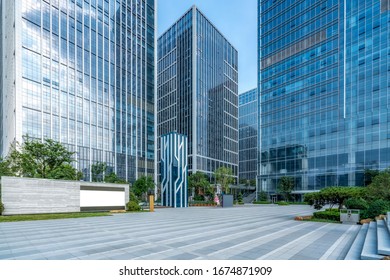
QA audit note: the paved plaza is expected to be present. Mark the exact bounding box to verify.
[0,205,360,260]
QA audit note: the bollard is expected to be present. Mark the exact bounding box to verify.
[149,194,155,212]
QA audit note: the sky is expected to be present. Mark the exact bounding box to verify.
[157,0,258,94]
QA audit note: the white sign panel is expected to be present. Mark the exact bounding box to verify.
[80,190,125,207]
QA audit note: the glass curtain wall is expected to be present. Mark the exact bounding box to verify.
[18,0,155,182]
[258,0,390,196]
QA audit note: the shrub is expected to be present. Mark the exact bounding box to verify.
[344,197,369,210]
[258,191,268,201]
[193,195,205,201]
[126,201,141,212]
[0,202,3,215]
[313,209,340,221]
[129,191,139,204]
[237,193,243,203]
[363,200,390,219]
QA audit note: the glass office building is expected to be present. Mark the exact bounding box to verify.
[157,6,239,181]
[258,0,390,197]
[239,88,258,182]
[0,0,156,182]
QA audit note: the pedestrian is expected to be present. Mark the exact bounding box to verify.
[214,194,220,206]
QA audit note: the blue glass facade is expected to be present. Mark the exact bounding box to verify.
[1,0,156,182]
[158,6,239,181]
[258,0,390,195]
[239,88,258,181]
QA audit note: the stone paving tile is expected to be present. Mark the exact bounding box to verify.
[163,253,199,260]
[0,205,359,260]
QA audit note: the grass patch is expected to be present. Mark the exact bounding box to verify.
[288,202,309,205]
[0,212,111,222]
[305,218,341,224]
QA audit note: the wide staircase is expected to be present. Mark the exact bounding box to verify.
[243,192,256,204]
[345,212,390,260]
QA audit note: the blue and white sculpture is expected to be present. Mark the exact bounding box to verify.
[160,132,188,208]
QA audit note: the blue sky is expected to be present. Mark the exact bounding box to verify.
[157,0,258,94]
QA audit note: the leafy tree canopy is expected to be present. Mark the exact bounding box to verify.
[366,168,390,201]
[277,176,295,201]
[364,169,380,187]
[304,186,366,210]
[189,172,211,196]
[214,166,234,194]
[6,136,81,180]
[91,162,107,182]
[132,176,155,199]
[90,162,127,184]
[0,158,13,178]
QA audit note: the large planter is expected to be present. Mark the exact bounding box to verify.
[222,194,233,208]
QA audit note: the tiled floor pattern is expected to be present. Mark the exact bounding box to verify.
[0,205,360,260]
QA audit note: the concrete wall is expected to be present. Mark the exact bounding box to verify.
[1,177,80,215]
[1,177,129,215]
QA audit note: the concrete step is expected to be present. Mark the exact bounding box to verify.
[361,222,383,260]
[384,216,390,232]
[243,192,256,204]
[377,219,390,256]
[344,223,368,260]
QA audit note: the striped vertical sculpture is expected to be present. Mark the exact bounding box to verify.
[161,132,188,208]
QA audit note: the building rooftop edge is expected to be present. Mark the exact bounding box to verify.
[158,5,238,52]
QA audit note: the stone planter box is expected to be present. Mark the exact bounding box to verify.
[222,194,233,208]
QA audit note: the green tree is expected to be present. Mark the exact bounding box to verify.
[90,162,126,183]
[277,176,294,202]
[366,168,390,201]
[249,179,257,186]
[214,166,234,194]
[132,176,155,199]
[364,169,380,187]
[257,191,268,202]
[104,172,128,184]
[189,172,211,197]
[6,136,81,180]
[0,158,13,177]
[304,186,366,210]
[91,162,107,182]
[48,163,83,180]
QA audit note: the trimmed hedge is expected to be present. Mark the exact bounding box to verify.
[253,201,271,204]
[189,201,216,206]
[313,209,340,221]
[277,201,290,206]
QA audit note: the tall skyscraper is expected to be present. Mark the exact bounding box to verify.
[157,6,239,181]
[239,88,258,182]
[0,0,156,182]
[258,0,390,198]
